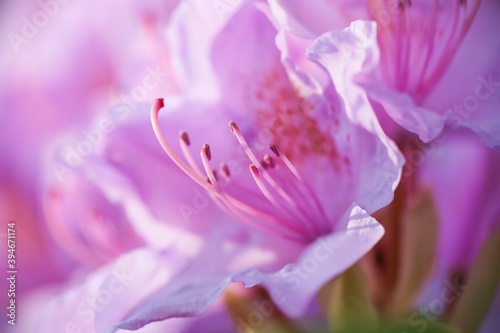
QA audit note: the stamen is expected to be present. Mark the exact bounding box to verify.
[201,145,222,194]
[249,164,279,207]
[179,132,234,217]
[417,0,481,99]
[180,131,203,175]
[200,145,300,240]
[180,131,190,146]
[268,144,329,225]
[203,143,212,162]
[269,144,301,180]
[229,129,327,234]
[229,122,297,207]
[249,164,306,235]
[152,104,328,242]
[399,0,412,92]
[154,103,278,233]
[264,154,275,168]
[269,144,280,157]
[151,99,214,193]
[229,121,264,167]
[415,0,438,96]
[220,163,230,179]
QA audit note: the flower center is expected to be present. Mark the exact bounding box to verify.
[253,70,341,171]
[151,99,332,243]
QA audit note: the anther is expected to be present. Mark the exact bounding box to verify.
[250,164,259,175]
[180,131,190,146]
[220,163,230,178]
[154,98,164,111]
[151,99,309,242]
[264,154,275,168]
[202,144,212,161]
[269,144,280,157]
[228,121,238,136]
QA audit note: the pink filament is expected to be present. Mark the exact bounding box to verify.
[151,100,306,241]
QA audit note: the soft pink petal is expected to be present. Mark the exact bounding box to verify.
[233,206,384,318]
[267,0,369,38]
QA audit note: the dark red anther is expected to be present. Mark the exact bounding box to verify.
[180,131,190,146]
[264,154,275,168]
[202,144,212,161]
[269,144,280,157]
[220,163,230,177]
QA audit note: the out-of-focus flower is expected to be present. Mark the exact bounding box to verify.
[268,0,500,147]
[418,130,500,273]
[13,246,236,333]
[357,128,500,332]
[416,129,500,297]
[43,172,147,267]
[0,1,181,331]
[4,0,498,332]
[0,0,182,259]
[285,3,500,329]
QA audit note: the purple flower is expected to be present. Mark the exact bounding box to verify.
[418,128,500,278]
[3,0,498,332]
[14,247,235,333]
[52,2,403,330]
[402,128,500,333]
[0,1,182,330]
[268,0,500,147]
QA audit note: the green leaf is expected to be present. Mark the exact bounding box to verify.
[449,230,500,333]
[224,287,301,333]
[323,264,379,333]
[391,188,439,312]
[380,321,457,333]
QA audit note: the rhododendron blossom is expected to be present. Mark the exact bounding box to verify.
[269,0,500,146]
[2,0,499,332]
[99,4,403,329]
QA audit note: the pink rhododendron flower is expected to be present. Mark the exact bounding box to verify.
[15,247,235,333]
[36,3,403,330]
[268,0,500,147]
[44,172,146,267]
[2,0,499,332]
[395,128,500,333]
[0,0,181,331]
[418,128,500,279]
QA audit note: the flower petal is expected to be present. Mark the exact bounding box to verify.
[233,206,384,318]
